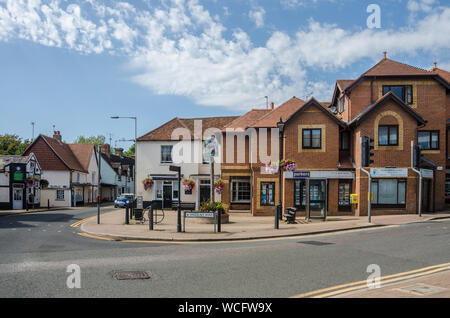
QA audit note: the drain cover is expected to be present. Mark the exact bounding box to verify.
[113,271,150,280]
[298,241,334,246]
[397,283,447,296]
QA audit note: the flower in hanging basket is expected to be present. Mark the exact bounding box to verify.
[142,178,154,191]
[214,179,225,194]
[279,159,297,172]
[265,161,279,174]
[182,179,195,191]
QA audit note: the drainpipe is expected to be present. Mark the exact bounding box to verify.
[360,137,372,223]
[411,140,422,217]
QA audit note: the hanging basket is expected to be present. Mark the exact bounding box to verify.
[279,159,297,172]
[182,179,195,191]
[142,178,154,191]
[214,179,225,194]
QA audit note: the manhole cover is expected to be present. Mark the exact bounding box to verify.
[397,283,447,296]
[113,271,150,280]
[298,241,334,246]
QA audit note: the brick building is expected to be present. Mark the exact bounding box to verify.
[220,55,450,217]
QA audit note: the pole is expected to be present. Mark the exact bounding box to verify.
[278,125,283,221]
[210,159,215,204]
[360,137,372,223]
[134,117,137,197]
[411,140,422,217]
[177,170,181,233]
[149,204,153,230]
[125,205,129,224]
[97,145,101,224]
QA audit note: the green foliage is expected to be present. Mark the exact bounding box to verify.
[0,134,30,155]
[124,144,135,157]
[74,135,106,147]
[199,200,226,214]
[40,179,49,188]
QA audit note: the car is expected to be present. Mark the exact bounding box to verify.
[114,194,134,208]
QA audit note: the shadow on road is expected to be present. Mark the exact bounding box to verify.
[0,213,79,229]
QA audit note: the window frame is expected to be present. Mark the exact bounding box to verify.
[231,179,251,203]
[378,125,399,146]
[302,128,322,149]
[337,97,345,113]
[260,182,275,206]
[56,190,65,201]
[338,180,352,211]
[382,85,413,105]
[418,130,440,150]
[294,179,306,210]
[371,178,407,209]
[160,145,173,163]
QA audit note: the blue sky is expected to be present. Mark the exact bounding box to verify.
[0,0,449,151]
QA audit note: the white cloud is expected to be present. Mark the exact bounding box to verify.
[249,6,265,28]
[0,0,449,110]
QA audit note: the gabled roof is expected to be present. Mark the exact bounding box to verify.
[251,97,306,128]
[336,79,355,91]
[349,91,426,127]
[224,109,272,130]
[24,135,88,172]
[0,154,32,170]
[68,143,95,172]
[284,97,346,128]
[432,67,450,84]
[137,116,239,141]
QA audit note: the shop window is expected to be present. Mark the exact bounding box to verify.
[156,182,163,199]
[418,131,439,150]
[302,128,322,149]
[173,181,179,200]
[294,180,306,209]
[371,179,406,208]
[56,190,64,201]
[382,85,413,104]
[260,182,275,206]
[378,125,398,146]
[231,179,251,203]
[338,181,352,211]
[161,145,173,163]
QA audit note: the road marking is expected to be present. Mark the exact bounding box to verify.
[77,233,116,241]
[291,262,450,298]
[70,216,97,228]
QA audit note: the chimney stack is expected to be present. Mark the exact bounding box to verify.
[53,131,62,142]
[114,148,123,157]
[270,102,274,110]
[100,144,111,156]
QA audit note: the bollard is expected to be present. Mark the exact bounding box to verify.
[48,199,50,210]
[217,209,222,233]
[149,205,154,230]
[125,206,129,225]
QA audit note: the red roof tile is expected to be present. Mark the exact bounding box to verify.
[432,67,450,84]
[224,109,272,130]
[251,97,306,128]
[363,58,431,77]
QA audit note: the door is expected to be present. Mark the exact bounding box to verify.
[308,179,327,218]
[162,184,172,209]
[422,179,431,212]
[13,185,23,210]
[199,180,211,204]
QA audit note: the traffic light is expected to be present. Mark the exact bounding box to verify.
[361,136,375,167]
[414,145,423,167]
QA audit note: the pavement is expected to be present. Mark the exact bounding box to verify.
[80,208,450,242]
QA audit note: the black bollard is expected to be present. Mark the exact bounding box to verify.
[125,206,129,224]
[217,209,222,233]
[149,205,154,230]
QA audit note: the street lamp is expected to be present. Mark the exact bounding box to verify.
[111,116,137,200]
[276,117,285,229]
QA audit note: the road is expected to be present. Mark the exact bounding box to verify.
[0,206,449,297]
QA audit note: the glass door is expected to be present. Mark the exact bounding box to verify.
[13,185,23,210]
[309,179,327,218]
[162,182,172,209]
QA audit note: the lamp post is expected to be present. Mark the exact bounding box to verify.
[276,117,285,229]
[111,116,137,199]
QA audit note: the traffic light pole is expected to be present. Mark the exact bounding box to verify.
[411,140,422,217]
[360,137,372,223]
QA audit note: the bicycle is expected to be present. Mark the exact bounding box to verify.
[140,207,165,225]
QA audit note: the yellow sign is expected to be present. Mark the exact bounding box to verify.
[350,194,358,204]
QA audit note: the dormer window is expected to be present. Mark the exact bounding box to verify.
[337,97,345,113]
[382,85,413,104]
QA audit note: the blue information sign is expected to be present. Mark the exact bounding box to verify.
[293,171,310,179]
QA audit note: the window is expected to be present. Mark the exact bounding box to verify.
[173,181,179,200]
[161,145,173,163]
[260,182,275,206]
[418,131,439,150]
[382,85,413,104]
[294,180,306,209]
[371,179,406,208]
[231,179,251,203]
[302,128,322,149]
[340,131,350,150]
[56,190,65,201]
[77,173,80,183]
[338,181,352,211]
[156,182,163,199]
[337,97,345,113]
[378,125,398,146]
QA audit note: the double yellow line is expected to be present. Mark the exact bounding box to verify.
[70,216,97,228]
[292,262,450,298]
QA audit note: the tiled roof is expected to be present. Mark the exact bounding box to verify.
[432,67,450,84]
[251,97,306,128]
[41,135,86,172]
[336,80,355,91]
[285,98,346,128]
[224,109,272,130]
[138,116,239,141]
[68,143,95,172]
[0,154,31,170]
[362,58,431,77]
[349,91,426,127]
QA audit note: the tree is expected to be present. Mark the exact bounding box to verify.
[124,144,135,157]
[0,134,30,155]
[74,135,106,147]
